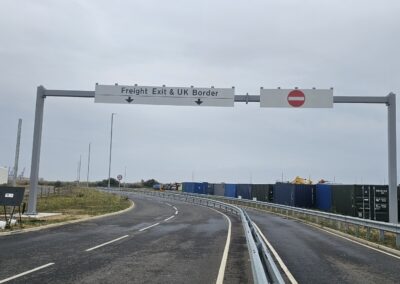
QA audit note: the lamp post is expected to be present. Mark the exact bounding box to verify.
[108,113,116,189]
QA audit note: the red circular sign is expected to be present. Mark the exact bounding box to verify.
[287,90,305,107]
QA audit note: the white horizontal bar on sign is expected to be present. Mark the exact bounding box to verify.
[95,85,235,107]
[260,89,333,108]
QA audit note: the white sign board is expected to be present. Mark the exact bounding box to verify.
[0,167,7,185]
[260,89,333,108]
[95,85,235,107]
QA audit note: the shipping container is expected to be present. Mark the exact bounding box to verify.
[207,183,214,195]
[251,184,273,202]
[237,184,252,199]
[182,182,196,193]
[330,185,389,222]
[315,184,332,211]
[273,183,313,208]
[224,184,237,198]
[214,184,224,196]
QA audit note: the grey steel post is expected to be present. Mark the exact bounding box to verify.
[124,166,126,188]
[12,118,22,187]
[108,113,116,189]
[387,93,398,223]
[87,142,91,187]
[27,86,46,214]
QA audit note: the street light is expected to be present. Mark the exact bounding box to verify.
[108,113,116,189]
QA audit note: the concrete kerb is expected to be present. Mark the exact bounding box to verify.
[242,205,400,258]
[0,199,135,237]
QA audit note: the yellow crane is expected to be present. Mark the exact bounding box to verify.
[291,176,313,184]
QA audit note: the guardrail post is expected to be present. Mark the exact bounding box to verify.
[396,234,400,248]
[379,230,385,242]
[366,227,371,240]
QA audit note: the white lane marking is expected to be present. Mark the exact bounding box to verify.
[253,222,298,284]
[0,263,55,283]
[175,211,179,215]
[139,222,160,232]
[166,203,172,207]
[264,207,400,261]
[309,224,400,261]
[206,207,231,284]
[172,206,178,211]
[164,215,175,222]
[85,235,129,252]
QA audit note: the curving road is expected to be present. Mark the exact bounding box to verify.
[0,192,251,284]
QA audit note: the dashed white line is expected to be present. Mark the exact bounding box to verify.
[164,215,175,222]
[0,263,55,284]
[85,235,129,252]
[175,211,178,215]
[166,203,172,207]
[172,206,178,211]
[139,222,160,232]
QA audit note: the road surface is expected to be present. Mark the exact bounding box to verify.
[0,193,251,283]
[248,208,400,284]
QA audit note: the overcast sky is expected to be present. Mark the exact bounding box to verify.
[1,0,399,184]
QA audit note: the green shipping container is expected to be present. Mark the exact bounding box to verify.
[331,185,389,222]
[251,184,273,202]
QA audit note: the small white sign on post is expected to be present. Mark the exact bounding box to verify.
[260,88,333,108]
[95,85,235,107]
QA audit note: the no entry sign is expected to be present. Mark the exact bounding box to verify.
[260,88,333,108]
[287,90,306,107]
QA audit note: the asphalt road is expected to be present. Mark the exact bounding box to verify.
[248,208,400,284]
[0,192,251,284]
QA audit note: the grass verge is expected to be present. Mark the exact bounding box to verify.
[0,187,131,231]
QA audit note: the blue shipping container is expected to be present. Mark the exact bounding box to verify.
[182,182,195,193]
[237,184,252,199]
[224,184,237,198]
[273,183,314,208]
[193,182,208,194]
[315,184,332,211]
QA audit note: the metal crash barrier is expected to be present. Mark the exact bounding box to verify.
[129,189,285,284]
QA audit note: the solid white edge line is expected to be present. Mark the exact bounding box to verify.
[85,235,129,252]
[139,222,160,232]
[0,263,55,284]
[309,224,400,261]
[253,222,298,284]
[164,215,175,222]
[206,208,231,284]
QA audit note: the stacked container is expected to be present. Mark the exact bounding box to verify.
[315,184,332,211]
[224,184,237,198]
[214,184,225,196]
[273,183,314,208]
[251,184,273,202]
[182,182,195,193]
[319,184,389,222]
[182,182,208,194]
[236,184,252,199]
